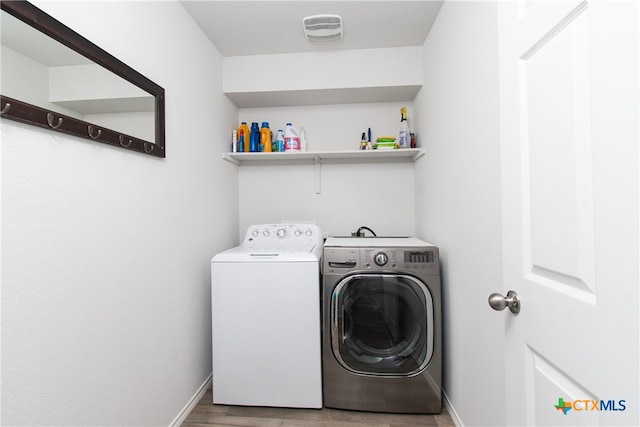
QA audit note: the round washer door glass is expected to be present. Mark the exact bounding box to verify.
[331,274,434,376]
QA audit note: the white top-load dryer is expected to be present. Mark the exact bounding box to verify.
[210,223,323,408]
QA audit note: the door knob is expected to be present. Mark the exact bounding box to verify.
[488,290,520,314]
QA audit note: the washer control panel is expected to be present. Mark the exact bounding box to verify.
[244,223,321,247]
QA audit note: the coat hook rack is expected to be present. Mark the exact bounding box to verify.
[1,95,164,158]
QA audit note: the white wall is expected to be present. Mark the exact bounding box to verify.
[413,2,505,426]
[1,1,238,425]
[237,102,416,238]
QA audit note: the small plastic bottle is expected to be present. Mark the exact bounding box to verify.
[299,126,307,151]
[250,122,260,152]
[284,123,300,151]
[360,132,367,150]
[399,107,411,149]
[260,122,272,152]
[275,130,285,152]
[232,129,238,152]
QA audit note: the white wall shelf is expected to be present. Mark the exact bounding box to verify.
[222,47,424,108]
[224,86,422,108]
[222,149,424,194]
[222,148,424,166]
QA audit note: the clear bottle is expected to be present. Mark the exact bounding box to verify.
[299,126,307,151]
[398,106,411,149]
[260,122,272,152]
[284,123,300,151]
[250,122,260,152]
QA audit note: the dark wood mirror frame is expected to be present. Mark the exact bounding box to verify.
[1,0,165,158]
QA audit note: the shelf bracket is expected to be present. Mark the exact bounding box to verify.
[314,155,321,194]
[413,149,426,161]
[222,153,240,165]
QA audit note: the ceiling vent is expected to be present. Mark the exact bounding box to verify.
[302,14,343,42]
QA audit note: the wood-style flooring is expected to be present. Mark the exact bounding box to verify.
[181,386,456,427]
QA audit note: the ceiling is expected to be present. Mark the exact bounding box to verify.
[180,1,444,57]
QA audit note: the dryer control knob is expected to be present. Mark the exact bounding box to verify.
[277,228,287,238]
[374,252,388,266]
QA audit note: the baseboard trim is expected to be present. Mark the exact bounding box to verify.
[170,373,213,427]
[443,391,463,427]
[173,374,458,426]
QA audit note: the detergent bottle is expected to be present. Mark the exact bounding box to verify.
[260,122,272,152]
[250,122,260,152]
[237,122,249,153]
[284,123,300,151]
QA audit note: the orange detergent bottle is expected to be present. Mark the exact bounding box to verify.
[260,122,272,152]
[238,122,250,153]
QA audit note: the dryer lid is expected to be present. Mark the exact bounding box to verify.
[324,236,437,248]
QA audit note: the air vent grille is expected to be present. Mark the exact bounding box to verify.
[303,14,343,42]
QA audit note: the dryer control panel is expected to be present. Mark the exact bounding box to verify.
[324,245,439,275]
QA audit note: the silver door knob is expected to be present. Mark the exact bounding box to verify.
[488,290,520,314]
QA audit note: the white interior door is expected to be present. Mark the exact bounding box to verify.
[497,1,639,425]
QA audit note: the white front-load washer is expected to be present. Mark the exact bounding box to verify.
[210,223,323,409]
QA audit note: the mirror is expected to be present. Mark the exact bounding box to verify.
[0,1,165,158]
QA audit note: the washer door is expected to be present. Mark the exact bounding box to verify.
[331,274,434,377]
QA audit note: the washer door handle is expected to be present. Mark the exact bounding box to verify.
[488,290,520,314]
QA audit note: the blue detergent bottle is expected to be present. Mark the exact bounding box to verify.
[250,122,260,152]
